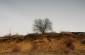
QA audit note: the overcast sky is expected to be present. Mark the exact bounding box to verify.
[0,0,85,36]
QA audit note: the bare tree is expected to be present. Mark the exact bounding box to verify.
[33,18,52,34]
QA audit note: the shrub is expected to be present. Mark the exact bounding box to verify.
[81,40,85,45]
[64,40,74,50]
[16,38,23,43]
[12,46,21,52]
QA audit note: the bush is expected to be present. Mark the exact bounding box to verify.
[81,40,85,45]
[64,40,74,50]
[12,46,21,52]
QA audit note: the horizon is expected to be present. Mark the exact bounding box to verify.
[0,0,85,36]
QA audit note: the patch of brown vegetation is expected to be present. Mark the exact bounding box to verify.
[0,32,85,54]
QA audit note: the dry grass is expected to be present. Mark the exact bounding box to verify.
[0,32,85,55]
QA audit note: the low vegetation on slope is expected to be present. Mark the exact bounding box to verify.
[0,32,85,54]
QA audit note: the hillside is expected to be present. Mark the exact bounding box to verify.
[0,32,85,55]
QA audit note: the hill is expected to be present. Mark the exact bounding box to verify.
[0,32,85,55]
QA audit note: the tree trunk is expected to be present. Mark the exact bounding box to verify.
[42,31,45,34]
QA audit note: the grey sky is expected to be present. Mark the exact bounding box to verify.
[0,0,85,36]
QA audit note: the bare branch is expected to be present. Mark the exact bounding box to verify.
[33,18,52,34]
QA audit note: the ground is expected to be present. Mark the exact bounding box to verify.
[0,32,85,55]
